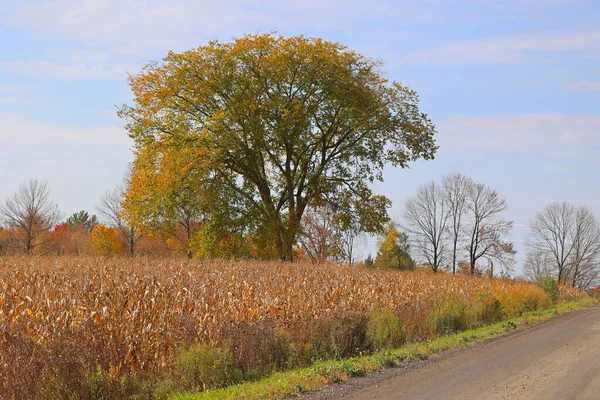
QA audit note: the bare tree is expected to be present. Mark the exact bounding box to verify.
[567,206,600,289]
[485,231,516,278]
[442,173,472,274]
[464,182,514,275]
[97,171,143,256]
[335,195,389,267]
[297,207,342,264]
[340,229,368,267]
[528,202,600,288]
[0,179,61,255]
[523,249,554,282]
[302,193,388,266]
[527,202,577,284]
[403,181,449,272]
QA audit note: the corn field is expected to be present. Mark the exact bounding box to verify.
[0,256,586,399]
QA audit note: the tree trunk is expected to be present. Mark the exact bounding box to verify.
[186,219,193,259]
[128,232,135,257]
[26,233,33,255]
[277,210,303,262]
[452,239,458,274]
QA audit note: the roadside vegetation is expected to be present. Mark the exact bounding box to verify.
[177,297,598,400]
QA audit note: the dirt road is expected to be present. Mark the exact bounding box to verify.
[308,306,600,400]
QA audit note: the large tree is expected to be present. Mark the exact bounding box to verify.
[0,179,61,254]
[567,206,600,289]
[119,33,437,261]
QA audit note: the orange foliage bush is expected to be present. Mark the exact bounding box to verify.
[558,283,589,302]
[490,280,551,316]
[90,224,124,255]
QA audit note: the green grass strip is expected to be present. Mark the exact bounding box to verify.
[172,297,599,400]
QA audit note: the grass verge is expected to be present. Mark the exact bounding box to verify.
[172,297,599,400]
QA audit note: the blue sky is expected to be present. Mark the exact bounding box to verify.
[0,0,599,272]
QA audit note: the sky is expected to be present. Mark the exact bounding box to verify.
[0,0,599,273]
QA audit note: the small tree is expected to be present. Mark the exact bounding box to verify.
[442,173,472,274]
[567,206,600,289]
[403,180,449,273]
[123,144,210,259]
[66,210,98,233]
[98,170,144,256]
[523,249,554,282]
[0,179,61,254]
[464,182,514,275]
[374,225,415,270]
[91,224,124,255]
[527,202,575,284]
[297,207,342,264]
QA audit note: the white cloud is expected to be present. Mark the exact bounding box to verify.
[2,0,274,80]
[5,49,140,80]
[2,0,395,80]
[6,0,425,50]
[436,114,600,157]
[0,0,456,80]
[0,83,29,104]
[569,81,600,91]
[0,111,131,146]
[403,30,600,65]
[5,1,599,78]
[7,0,276,52]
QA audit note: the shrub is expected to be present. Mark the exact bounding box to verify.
[474,293,504,325]
[225,321,297,377]
[37,369,78,400]
[367,308,405,350]
[38,366,155,400]
[536,277,559,303]
[310,313,370,360]
[170,343,241,392]
[494,282,551,316]
[558,283,588,302]
[432,300,471,335]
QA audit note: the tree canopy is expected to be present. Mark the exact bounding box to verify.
[374,225,415,270]
[0,179,61,255]
[119,33,437,260]
[65,210,98,233]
